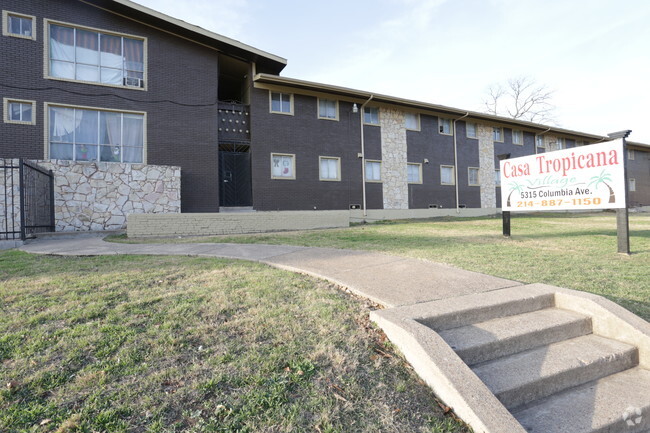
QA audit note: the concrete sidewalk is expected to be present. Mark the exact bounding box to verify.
[19,236,521,307]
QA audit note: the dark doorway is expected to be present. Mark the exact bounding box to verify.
[219,144,252,207]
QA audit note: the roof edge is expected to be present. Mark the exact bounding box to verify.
[112,0,287,66]
[254,73,609,141]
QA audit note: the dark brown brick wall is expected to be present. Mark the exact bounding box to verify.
[250,89,375,210]
[1,0,220,212]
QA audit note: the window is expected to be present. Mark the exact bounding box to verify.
[576,140,586,147]
[407,163,422,183]
[555,138,565,150]
[468,167,480,186]
[318,99,338,120]
[466,122,477,139]
[319,156,340,181]
[629,178,636,192]
[495,169,501,187]
[48,105,145,163]
[364,107,379,125]
[440,165,455,185]
[270,92,292,114]
[4,98,35,124]
[493,127,503,142]
[628,149,635,160]
[3,11,35,39]
[405,112,420,130]
[47,22,144,88]
[365,160,381,182]
[271,153,295,179]
[536,135,545,148]
[512,130,523,145]
[439,118,452,135]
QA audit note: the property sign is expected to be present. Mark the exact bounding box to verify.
[500,139,626,211]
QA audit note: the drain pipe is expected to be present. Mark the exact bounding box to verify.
[359,95,374,217]
[536,127,551,154]
[453,112,469,213]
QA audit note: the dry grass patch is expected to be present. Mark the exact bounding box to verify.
[0,252,469,433]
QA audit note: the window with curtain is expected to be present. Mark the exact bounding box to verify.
[363,107,379,125]
[318,99,337,120]
[49,23,144,87]
[439,118,451,135]
[48,106,144,163]
[512,130,523,145]
[468,167,480,186]
[405,113,419,130]
[440,165,455,185]
[5,99,35,124]
[6,13,34,38]
[319,157,340,181]
[270,92,292,114]
[495,169,501,187]
[271,153,295,179]
[407,163,421,183]
[466,122,477,138]
[365,160,381,181]
[493,127,503,142]
[536,135,545,148]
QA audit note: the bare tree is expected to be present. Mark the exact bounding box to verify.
[483,76,556,124]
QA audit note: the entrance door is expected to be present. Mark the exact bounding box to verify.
[219,149,252,207]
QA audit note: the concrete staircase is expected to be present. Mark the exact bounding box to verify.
[371,284,650,433]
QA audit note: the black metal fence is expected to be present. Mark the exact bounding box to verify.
[1,159,55,240]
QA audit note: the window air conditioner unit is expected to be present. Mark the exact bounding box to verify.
[124,77,143,88]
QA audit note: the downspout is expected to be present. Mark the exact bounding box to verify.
[453,112,469,213]
[360,95,374,217]
[536,127,551,154]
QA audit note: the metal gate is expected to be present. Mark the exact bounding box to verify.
[219,148,252,207]
[1,159,55,240]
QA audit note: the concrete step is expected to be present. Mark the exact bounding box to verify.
[420,288,554,332]
[513,367,650,433]
[438,308,592,365]
[472,334,638,410]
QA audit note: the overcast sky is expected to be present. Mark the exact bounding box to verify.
[133,0,650,143]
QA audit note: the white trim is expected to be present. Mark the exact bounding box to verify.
[319,156,341,181]
[43,19,148,91]
[270,152,296,180]
[3,98,36,125]
[629,178,636,192]
[44,102,147,164]
[512,129,523,145]
[2,10,36,40]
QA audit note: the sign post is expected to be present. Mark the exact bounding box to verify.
[499,139,629,252]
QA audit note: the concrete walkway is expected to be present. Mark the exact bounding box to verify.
[19,235,521,307]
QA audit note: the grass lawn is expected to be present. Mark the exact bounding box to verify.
[115,213,650,322]
[0,252,469,433]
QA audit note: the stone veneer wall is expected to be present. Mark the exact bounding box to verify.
[36,160,181,232]
[380,108,408,209]
[0,158,22,238]
[477,125,497,208]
